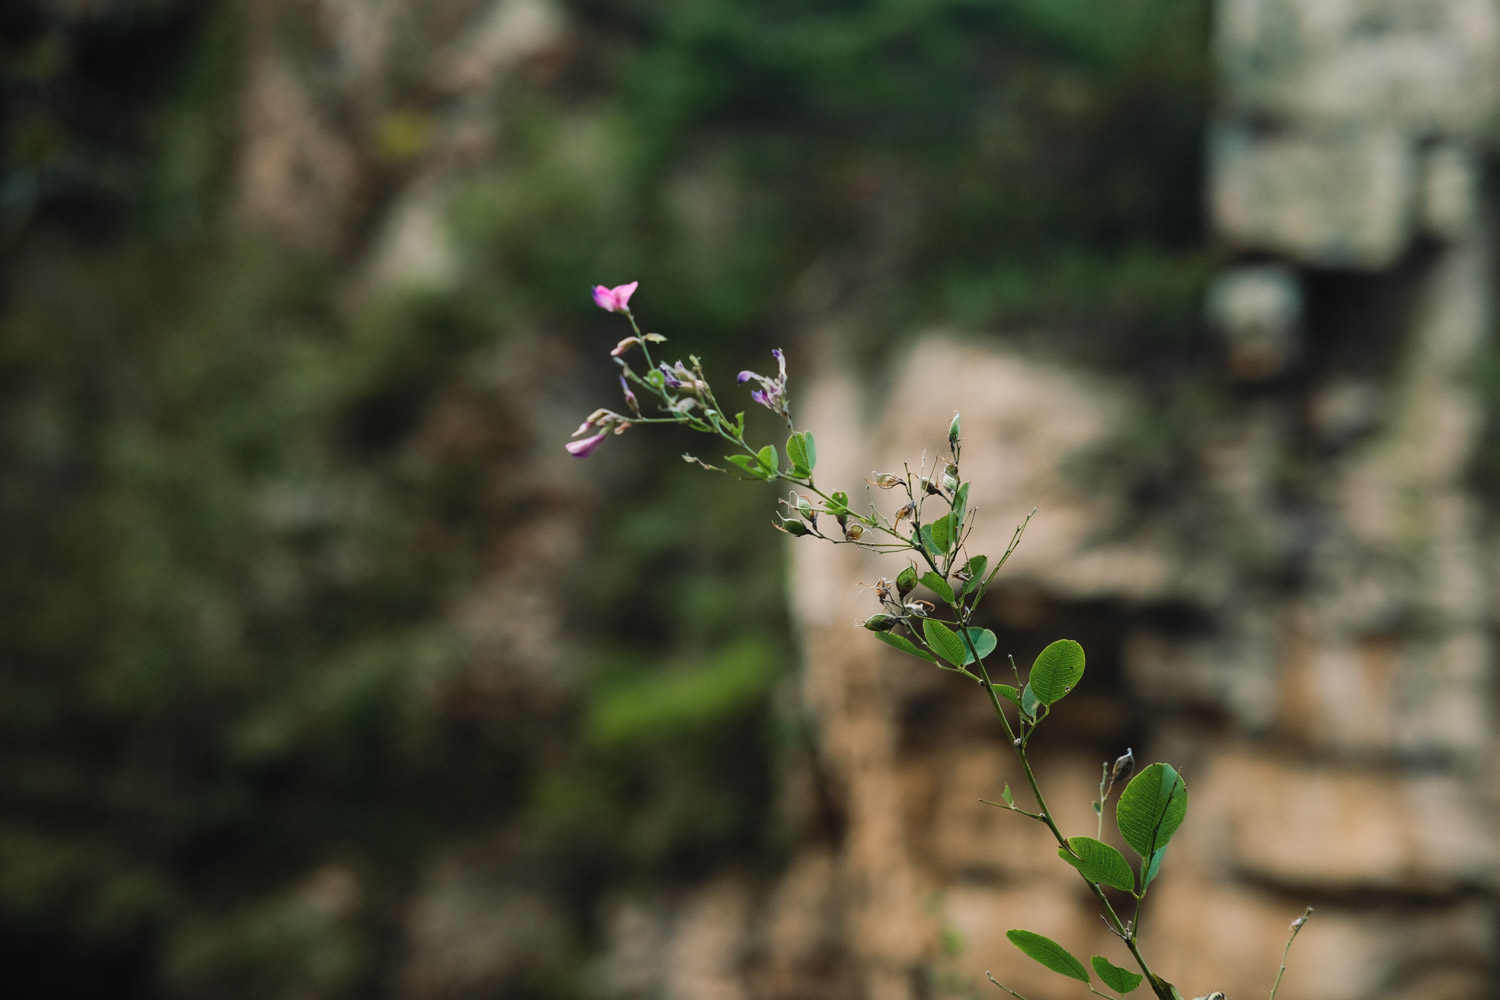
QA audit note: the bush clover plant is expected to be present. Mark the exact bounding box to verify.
[570,282,1312,1000]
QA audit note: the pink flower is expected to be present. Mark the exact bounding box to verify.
[565,433,607,457]
[592,281,638,313]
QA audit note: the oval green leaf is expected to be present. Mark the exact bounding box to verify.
[961,554,988,596]
[801,431,816,471]
[1143,846,1166,888]
[757,443,778,473]
[1020,683,1041,719]
[1058,837,1135,893]
[1091,956,1143,994]
[922,619,968,667]
[727,454,771,480]
[1116,763,1188,860]
[929,513,954,554]
[1005,929,1089,983]
[872,630,936,663]
[786,433,809,475]
[917,523,938,560]
[919,571,954,605]
[991,683,1021,707]
[1029,639,1085,705]
[961,627,997,665]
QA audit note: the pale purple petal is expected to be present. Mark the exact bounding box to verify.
[737,370,757,384]
[565,433,607,457]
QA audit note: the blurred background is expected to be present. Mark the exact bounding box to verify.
[2,1,1498,998]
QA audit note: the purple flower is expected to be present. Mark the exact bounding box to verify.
[566,433,607,457]
[619,376,639,413]
[738,348,790,416]
[592,281,638,313]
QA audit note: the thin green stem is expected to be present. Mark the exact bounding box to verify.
[984,972,1030,1000]
[1269,908,1313,1000]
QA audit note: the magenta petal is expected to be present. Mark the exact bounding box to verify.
[592,285,615,311]
[613,281,638,309]
[565,433,607,457]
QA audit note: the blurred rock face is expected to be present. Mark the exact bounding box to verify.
[596,4,1500,1000]
[87,0,1493,997]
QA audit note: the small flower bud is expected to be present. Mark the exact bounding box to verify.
[610,337,641,357]
[948,410,961,448]
[941,462,959,494]
[862,613,897,632]
[774,516,812,537]
[844,522,864,541]
[895,564,918,596]
[1110,747,1135,784]
[642,332,667,343]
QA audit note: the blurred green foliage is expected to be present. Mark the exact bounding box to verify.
[1,0,1209,996]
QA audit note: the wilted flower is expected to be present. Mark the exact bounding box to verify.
[737,348,790,417]
[592,281,638,313]
[611,336,640,357]
[866,472,904,489]
[566,433,607,457]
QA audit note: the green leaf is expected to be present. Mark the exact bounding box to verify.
[1116,763,1188,860]
[1091,956,1143,995]
[786,432,812,476]
[757,443,778,473]
[1020,683,1041,719]
[872,630,937,663]
[1143,846,1166,888]
[1001,783,1014,807]
[917,524,938,560]
[919,571,954,604]
[929,513,954,553]
[961,554,988,596]
[952,482,970,534]
[1005,929,1089,984]
[961,628,997,665]
[1058,837,1135,893]
[922,619,968,667]
[726,454,770,480]
[801,431,816,472]
[992,683,1021,707]
[828,491,849,515]
[1029,639,1085,705]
